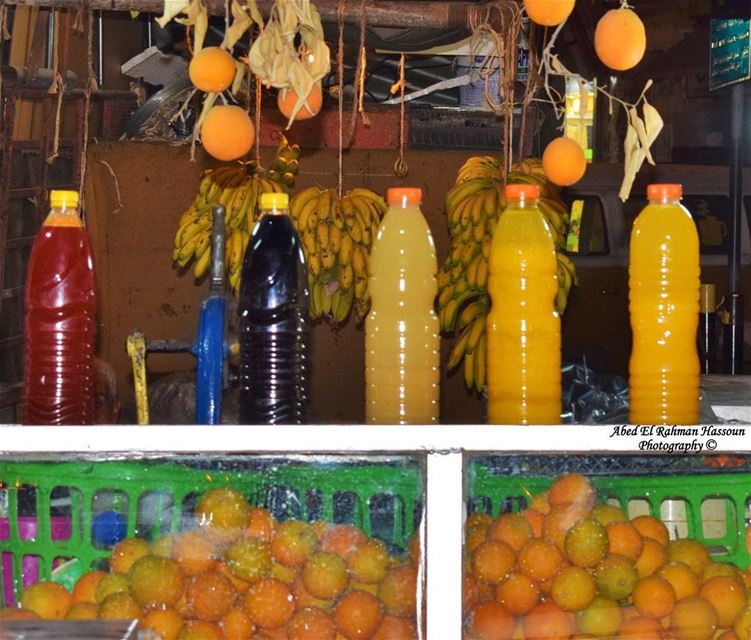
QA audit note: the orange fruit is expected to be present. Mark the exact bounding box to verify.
[658,561,700,601]
[150,532,176,557]
[217,559,252,593]
[271,561,300,585]
[607,521,644,561]
[278,84,323,121]
[407,532,421,568]
[635,537,668,578]
[530,491,551,515]
[20,581,73,619]
[372,615,418,639]
[631,515,670,547]
[668,539,711,575]
[64,602,98,620]
[542,137,587,187]
[633,575,677,619]
[226,536,273,582]
[128,554,185,609]
[95,572,129,603]
[518,538,565,583]
[189,46,236,93]
[594,8,647,71]
[287,606,337,640]
[523,601,575,640]
[378,565,417,618]
[0,608,40,620]
[186,569,237,622]
[472,539,516,585]
[739,570,751,589]
[465,600,515,640]
[110,537,150,574]
[523,0,575,26]
[734,605,751,639]
[244,577,295,630]
[467,523,490,555]
[347,538,390,584]
[565,518,609,568]
[464,572,480,612]
[698,576,747,628]
[271,519,319,567]
[303,552,349,600]
[575,595,623,638]
[222,606,255,639]
[488,513,533,552]
[97,591,141,619]
[549,474,596,511]
[701,563,739,583]
[201,105,255,162]
[291,573,333,610]
[467,512,494,529]
[545,503,591,552]
[177,620,224,640]
[172,530,219,576]
[246,507,276,543]
[716,631,740,640]
[495,571,540,615]
[72,570,106,603]
[521,508,545,538]
[670,595,718,640]
[550,565,596,612]
[618,615,664,639]
[594,554,638,601]
[141,608,183,640]
[591,503,627,527]
[334,590,384,640]
[196,487,251,544]
[320,524,368,559]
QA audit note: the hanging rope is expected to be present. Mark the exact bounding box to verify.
[0,5,8,114]
[255,77,262,167]
[336,0,345,198]
[393,54,408,179]
[78,6,97,207]
[47,9,64,165]
[344,0,367,145]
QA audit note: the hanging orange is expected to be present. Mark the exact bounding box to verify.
[278,84,324,121]
[542,136,587,187]
[189,47,237,93]
[523,0,575,27]
[201,105,255,162]
[594,8,647,71]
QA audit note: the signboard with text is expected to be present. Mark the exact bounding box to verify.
[710,17,751,90]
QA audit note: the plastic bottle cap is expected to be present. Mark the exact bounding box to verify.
[260,192,289,210]
[504,184,540,199]
[50,190,79,209]
[387,187,422,206]
[647,183,682,200]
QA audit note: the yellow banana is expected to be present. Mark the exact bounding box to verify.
[194,243,211,279]
[474,332,486,391]
[352,246,367,278]
[448,325,472,370]
[354,275,367,299]
[329,225,342,254]
[338,264,354,291]
[465,316,485,355]
[290,187,321,220]
[475,257,489,289]
[339,232,354,266]
[317,220,330,251]
[317,189,332,222]
[297,197,318,234]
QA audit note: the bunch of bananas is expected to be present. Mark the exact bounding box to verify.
[289,187,386,323]
[439,156,577,394]
[172,136,300,296]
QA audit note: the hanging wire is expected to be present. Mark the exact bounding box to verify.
[336,0,345,198]
[393,54,408,179]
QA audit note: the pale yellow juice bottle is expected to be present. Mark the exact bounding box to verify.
[486,184,561,424]
[629,183,700,424]
[365,187,440,424]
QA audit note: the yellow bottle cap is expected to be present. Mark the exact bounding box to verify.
[50,190,80,209]
[260,192,289,210]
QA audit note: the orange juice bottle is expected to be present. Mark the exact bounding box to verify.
[629,183,700,425]
[486,184,560,424]
[365,187,439,424]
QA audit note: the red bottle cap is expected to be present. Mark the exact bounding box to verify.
[387,187,422,206]
[504,184,540,199]
[647,183,682,199]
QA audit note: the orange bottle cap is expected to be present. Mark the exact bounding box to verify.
[647,183,682,199]
[504,184,540,199]
[387,187,422,206]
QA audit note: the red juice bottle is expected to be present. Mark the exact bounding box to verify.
[22,190,97,424]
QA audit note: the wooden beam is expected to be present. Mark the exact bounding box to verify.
[2,0,486,29]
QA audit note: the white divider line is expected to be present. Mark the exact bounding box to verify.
[425,450,464,640]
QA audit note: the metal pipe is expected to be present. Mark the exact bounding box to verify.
[210,204,226,295]
[2,0,484,29]
[97,10,104,88]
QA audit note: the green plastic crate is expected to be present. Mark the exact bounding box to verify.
[467,457,751,569]
[0,455,424,607]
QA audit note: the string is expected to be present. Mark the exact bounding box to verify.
[336,0,344,198]
[345,0,367,145]
[78,6,97,209]
[393,54,408,179]
[255,77,261,167]
[47,8,64,165]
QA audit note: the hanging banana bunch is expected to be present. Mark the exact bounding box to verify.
[289,187,386,324]
[438,156,577,394]
[172,135,301,296]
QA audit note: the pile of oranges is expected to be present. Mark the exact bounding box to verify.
[464,474,751,640]
[1,487,420,639]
